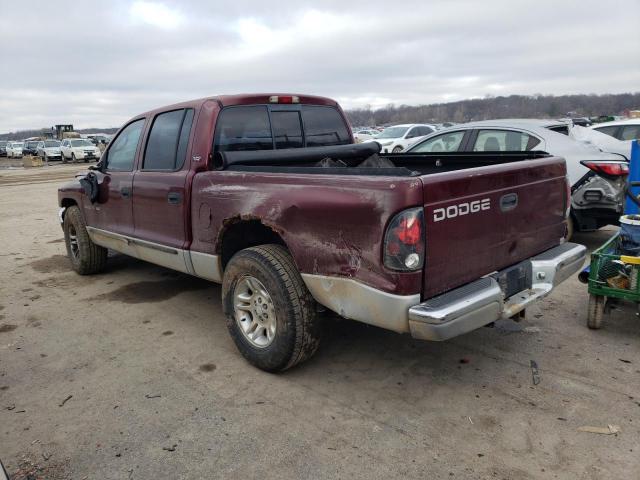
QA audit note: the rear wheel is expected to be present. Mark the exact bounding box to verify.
[63,206,107,275]
[222,244,322,372]
[587,294,605,329]
[72,153,77,163]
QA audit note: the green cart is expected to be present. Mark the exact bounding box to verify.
[587,233,640,328]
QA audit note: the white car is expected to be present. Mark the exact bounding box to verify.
[6,142,24,158]
[60,138,101,163]
[407,119,629,237]
[371,124,437,153]
[591,118,640,143]
[36,140,63,162]
[353,129,379,143]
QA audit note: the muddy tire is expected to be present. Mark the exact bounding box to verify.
[63,205,107,275]
[222,244,322,372]
[587,294,605,329]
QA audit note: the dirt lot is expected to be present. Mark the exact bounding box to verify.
[0,163,639,479]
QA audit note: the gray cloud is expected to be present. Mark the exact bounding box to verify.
[1,0,638,131]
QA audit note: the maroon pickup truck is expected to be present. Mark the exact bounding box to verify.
[58,94,586,371]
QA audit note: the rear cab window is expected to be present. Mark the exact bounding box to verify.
[213,104,350,154]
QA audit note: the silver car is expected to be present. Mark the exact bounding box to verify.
[36,139,63,162]
[407,119,629,238]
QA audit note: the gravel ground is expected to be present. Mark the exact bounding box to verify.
[0,164,639,479]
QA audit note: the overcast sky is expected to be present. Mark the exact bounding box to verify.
[1,0,638,132]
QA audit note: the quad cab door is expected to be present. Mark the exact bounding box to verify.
[84,118,146,237]
[131,108,195,270]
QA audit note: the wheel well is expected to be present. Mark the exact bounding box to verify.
[61,198,77,208]
[218,220,286,270]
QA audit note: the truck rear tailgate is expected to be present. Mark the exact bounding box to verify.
[421,157,567,299]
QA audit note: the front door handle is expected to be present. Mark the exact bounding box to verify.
[120,186,131,199]
[167,192,182,205]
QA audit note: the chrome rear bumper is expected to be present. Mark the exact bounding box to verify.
[408,242,587,341]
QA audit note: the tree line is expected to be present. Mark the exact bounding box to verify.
[344,93,640,127]
[2,93,639,139]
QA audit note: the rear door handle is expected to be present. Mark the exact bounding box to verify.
[120,186,131,199]
[500,193,518,212]
[167,192,182,205]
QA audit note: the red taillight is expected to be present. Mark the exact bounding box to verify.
[395,216,422,245]
[269,95,299,104]
[384,208,425,271]
[581,161,629,177]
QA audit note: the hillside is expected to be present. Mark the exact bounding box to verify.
[345,93,640,126]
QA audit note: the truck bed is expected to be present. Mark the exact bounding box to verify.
[218,142,552,176]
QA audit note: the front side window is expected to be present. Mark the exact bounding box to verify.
[106,119,145,171]
[144,109,193,170]
[410,131,466,153]
[472,129,541,152]
[301,106,350,147]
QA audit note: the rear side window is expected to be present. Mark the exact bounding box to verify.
[593,125,619,138]
[547,125,569,135]
[215,106,272,152]
[472,129,541,152]
[106,119,145,171]
[144,109,194,170]
[411,131,465,153]
[301,106,351,147]
[272,111,303,149]
[620,125,640,141]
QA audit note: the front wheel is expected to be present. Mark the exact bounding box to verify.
[392,146,403,153]
[222,244,322,372]
[587,294,605,329]
[63,206,108,275]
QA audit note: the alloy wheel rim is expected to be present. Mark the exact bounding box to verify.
[233,275,276,348]
[68,225,79,259]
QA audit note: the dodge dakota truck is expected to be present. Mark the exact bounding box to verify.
[58,94,586,372]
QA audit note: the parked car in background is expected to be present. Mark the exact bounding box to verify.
[406,120,629,238]
[60,138,101,163]
[36,140,62,162]
[353,129,379,142]
[591,119,640,142]
[371,124,437,153]
[87,134,112,145]
[22,140,40,156]
[6,142,24,158]
[0,141,7,156]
